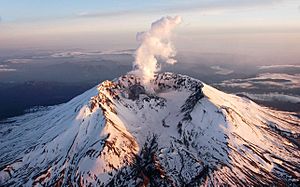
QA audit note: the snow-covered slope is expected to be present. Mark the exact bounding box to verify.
[0,72,299,186]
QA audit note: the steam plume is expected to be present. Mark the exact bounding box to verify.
[132,16,182,85]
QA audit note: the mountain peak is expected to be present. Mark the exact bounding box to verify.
[0,72,299,186]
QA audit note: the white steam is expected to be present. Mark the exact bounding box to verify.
[132,16,182,85]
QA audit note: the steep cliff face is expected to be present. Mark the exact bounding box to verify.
[1,72,299,186]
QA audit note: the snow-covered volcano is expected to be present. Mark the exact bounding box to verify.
[0,72,299,186]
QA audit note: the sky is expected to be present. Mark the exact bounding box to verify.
[0,0,300,63]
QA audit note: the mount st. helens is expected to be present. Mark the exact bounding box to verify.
[0,72,299,186]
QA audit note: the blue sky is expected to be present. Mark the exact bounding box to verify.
[0,0,299,59]
[0,0,156,21]
[1,0,299,23]
[0,0,300,21]
[0,0,206,22]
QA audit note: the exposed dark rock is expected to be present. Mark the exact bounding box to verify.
[128,84,146,100]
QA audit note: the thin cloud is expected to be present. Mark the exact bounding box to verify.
[0,68,17,72]
[50,49,134,58]
[238,92,300,104]
[74,0,287,19]
[5,59,32,64]
[75,10,135,18]
[0,64,17,72]
[164,0,285,13]
[259,64,300,69]
[218,73,300,89]
[210,65,234,75]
